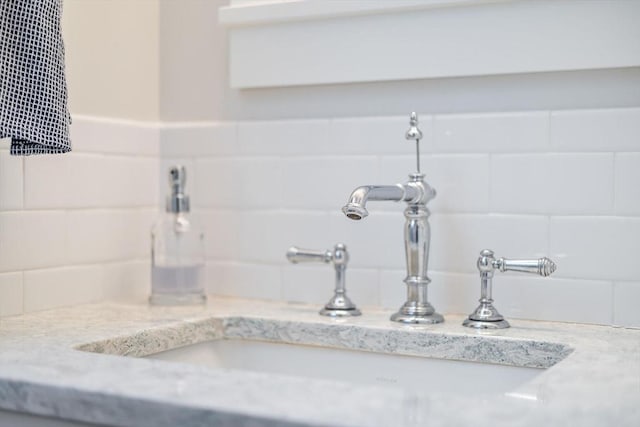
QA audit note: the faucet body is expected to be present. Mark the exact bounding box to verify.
[343,173,442,324]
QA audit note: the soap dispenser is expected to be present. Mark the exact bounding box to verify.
[150,166,206,305]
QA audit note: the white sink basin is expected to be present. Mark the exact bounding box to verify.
[147,338,543,394]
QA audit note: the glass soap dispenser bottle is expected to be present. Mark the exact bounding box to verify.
[150,165,206,305]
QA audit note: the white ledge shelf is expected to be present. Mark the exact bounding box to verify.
[220,0,640,89]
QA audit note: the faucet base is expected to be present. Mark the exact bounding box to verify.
[320,293,361,317]
[391,280,443,324]
[462,300,509,329]
[320,307,362,317]
[462,318,510,329]
[390,312,444,324]
[390,302,444,324]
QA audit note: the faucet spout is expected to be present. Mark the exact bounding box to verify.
[341,176,441,325]
[342,184,420,220]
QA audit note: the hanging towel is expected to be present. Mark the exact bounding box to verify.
[0,0,71,155]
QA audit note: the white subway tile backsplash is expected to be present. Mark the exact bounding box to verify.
[4,108,639,327]
[379,269,405,310]
[330,116,432,155]
[614,153,640,215]
[65,155,157,208]
[197,210,241,261]
[282,264,334,305]
[613,281,640,328]
[283,266,379,307]
[237,212,287,264]
[491,154,614,214]
[67,210,154,264]
[428,272,477,316]
[129,209,157,259]
[430,214,549,274]
[0,151,23,211]
[278,211,332,254]
[380,154,490,213]
[346,268,380,307]
[23,265,104,313]
[64,154,108,208]
[497,276,613,325]
[550,217,640,281]
[70,117,159,157]
[378,155,414,184]
[0,272,23,317]
[23,153,70,209]
[379,270,613,325]
[550,108,640,152]
[207,262,282,300]
[21,211,67,269]
[434,111,549,153]
[66,211,116,264]
[1,117,160,317]
[36,144,145,209]
[329,211,405,270]
[0,213,24,272]
[236,157,283,208]
[238,120,330,156]
[161,123,237,157]
[115,157,158,208]
[102,261,150,303]
[195,157,237,208]
[282,156,378,210]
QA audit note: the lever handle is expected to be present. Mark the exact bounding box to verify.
[286,243,359,317]
[477,249,557,277]
[286,247,332,264]
[465,249,557,329]
[496,257,557,276]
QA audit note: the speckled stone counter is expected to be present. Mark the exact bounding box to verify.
[0,297,638,427]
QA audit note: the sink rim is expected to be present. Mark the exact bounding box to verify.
[75,314,574,370]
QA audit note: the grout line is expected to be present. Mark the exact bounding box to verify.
[611,280,617,326]
[12,259,151,275]
[487,153,494,212]
[612,152,618,214]
[21,156,26,210]
[546,110,553,152]
[1,206,160,214]
[547,214,552,258]
[21,270,25,315]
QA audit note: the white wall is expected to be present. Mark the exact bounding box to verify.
[0,0,164,318]
[62,0,161,121]
[2,0,639,329]
[157,0,640,122]
[159,0,228,121]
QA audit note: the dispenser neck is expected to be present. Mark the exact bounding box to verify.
[166,166,190,213]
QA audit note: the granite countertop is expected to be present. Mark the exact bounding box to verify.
[0,297,638,427]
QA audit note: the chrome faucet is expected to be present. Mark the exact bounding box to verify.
[286,243,361,317]
[463,249,557,329]
[342,113,443,324]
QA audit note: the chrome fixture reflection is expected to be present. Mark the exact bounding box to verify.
[463,249,557,329]
[342,113,442,324]
[286,243,361,317]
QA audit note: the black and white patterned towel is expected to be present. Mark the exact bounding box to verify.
[1,0,71,155]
